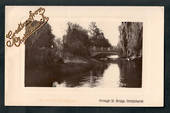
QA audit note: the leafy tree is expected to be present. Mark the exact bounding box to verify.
[89,22,102,37]
[63,22,90,57]
[117,22,143,58]
[89,22,112,48]
[53,38,63,57]
[25,20,56,66]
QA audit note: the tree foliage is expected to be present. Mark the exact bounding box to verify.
[25,21,56,66]
[89,22,112,48]
[63,22,90,57]
[117,22,143,58]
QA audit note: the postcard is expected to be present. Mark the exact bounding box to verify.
[5,6,164,106]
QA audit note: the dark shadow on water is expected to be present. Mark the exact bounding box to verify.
[25,58,142,88]
[117,58,142,88]
[25,62,108,87]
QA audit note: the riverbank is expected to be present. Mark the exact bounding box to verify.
[25,54,142,87]
[50,56,106,74]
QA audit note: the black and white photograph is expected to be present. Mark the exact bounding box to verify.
[5,6,163,106]
[25,19,143,88]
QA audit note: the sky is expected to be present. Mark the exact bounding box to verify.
[48,18,121,46]
[5,6,124,46]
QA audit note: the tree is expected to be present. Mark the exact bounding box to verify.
[117,22,143,58]
[63,22,90,57]
[89,22,102,37]
[89,22,112,48]
[25,20,56,66]
[53,38,63,58]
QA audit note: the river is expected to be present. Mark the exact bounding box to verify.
[25,55,142,88]
[52,56,142,88]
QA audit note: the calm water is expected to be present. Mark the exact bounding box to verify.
[25,56,142,88]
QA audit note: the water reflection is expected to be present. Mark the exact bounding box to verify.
[97,64,120,88]
[52,59,142,88]
[25,57,142,88]
[117,59,142,88]
[52,63,109,88]
[108,55,119,59]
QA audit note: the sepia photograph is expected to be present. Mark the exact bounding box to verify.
[5,6,163,106]
[25,20,143,88]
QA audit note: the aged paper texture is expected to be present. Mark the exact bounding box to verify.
[5,6,164,106]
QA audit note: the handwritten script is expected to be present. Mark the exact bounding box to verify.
[6,7,49,47]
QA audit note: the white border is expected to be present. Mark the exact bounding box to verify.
[5,6,164,106]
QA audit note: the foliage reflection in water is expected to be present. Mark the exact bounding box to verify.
[52,58,142,88]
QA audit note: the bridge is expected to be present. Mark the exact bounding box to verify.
[90,51,118,58]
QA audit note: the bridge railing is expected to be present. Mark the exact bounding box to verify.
[89,47,118,53]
